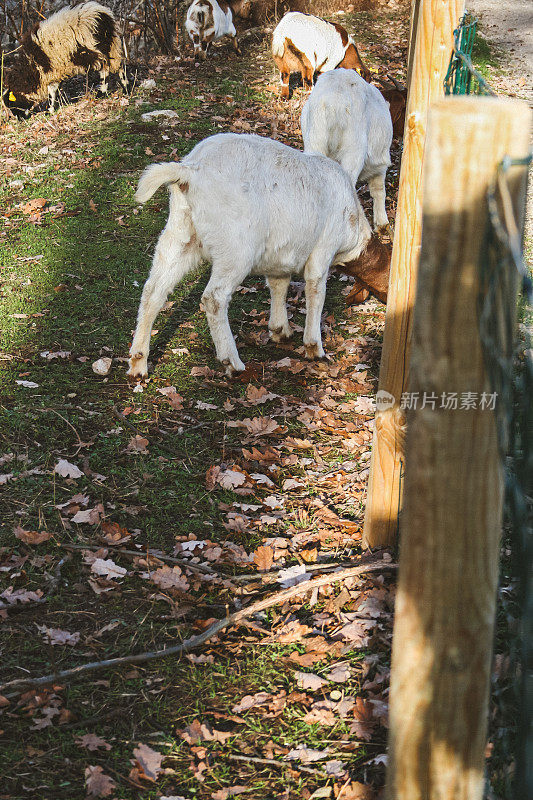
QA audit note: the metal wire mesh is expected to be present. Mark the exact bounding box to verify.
[480,155,532,800]
[444,12,532,798]
[444,12,496,97]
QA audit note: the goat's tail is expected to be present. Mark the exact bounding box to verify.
[135,162,193,203]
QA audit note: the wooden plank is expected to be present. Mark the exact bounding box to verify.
[386,96,531,800]
[363,0,465,548]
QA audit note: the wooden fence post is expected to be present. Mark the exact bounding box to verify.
[362,0,465,548]
[386,96,531,800]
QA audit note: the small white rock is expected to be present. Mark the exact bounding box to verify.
[92,357,112,376]
[141,109,178,121]
[140,78,157,90]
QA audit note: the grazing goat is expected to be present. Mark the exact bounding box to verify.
[301,69,392,231]
[2,2,127,117]
[272,12,370,99]
[376,76,407,138]
[128,133,390,379]
[185,0,251,59]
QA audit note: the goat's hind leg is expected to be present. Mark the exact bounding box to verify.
[267,276,292,342]
[303,253,330,360]
[128,228,201,379]
[368,169,389,231]
[201,262,251,376]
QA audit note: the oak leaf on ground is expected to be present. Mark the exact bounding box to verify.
[14,527,51,545]
[85,765,116,797]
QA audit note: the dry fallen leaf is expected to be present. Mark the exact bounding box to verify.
[294,671,328,692]
[217,469,246,490]
[71,505,104,525]
[127,435,149,453]
[54,459,83,479]
[100,520,132,544]
[85,765,115,797]
[349,697,376,741]
[286,744,330,763]
[0,586,44,605]
[180,719,233,745]
[76,733,111,751]
[253,545,274,571]
[133,742,164,781]
[37,625,80,646]
[211,787,248,800]
[14,527,51,545]
[90,558,127,580]
[232,691,271,713]
[149,565,190,593]
[246,384,278,404]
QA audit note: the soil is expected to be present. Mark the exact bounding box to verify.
[470,0,533,251]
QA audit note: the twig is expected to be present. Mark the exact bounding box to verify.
[225,753,323,776]
[0,560,396,695]
[58,542,219,576]
[34,408,84,447]
[233,558,370,582]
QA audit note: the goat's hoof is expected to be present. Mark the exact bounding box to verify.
[269,326,292,343]
[376,223,392,237]
[221,357,245,377]
[304,343,325,360]
[127,353,148,379]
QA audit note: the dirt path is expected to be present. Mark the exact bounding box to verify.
[470,0,533,253]
[470,0,532,104]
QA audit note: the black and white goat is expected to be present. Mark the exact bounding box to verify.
[185,0,251,59]
[301,69,392,231]
[2,2,127,117]
[128,133,390,379]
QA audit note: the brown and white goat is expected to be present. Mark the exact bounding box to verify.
[185,0,251,59]
[128,133,390,379]
[2,2,127,117]
[272,12,370,99]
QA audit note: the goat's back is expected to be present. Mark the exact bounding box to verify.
[272,12,346,71]
[178,133,368,267]
[302,70,392,167]
[31,2,121,69]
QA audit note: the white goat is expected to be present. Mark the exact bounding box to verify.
[185,0,251,59]
[272,11,370,98]
[2,2,127,117]
[301,69,392,230]
[128,133,390,379]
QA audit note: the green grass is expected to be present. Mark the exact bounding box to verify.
[0,11,406,796]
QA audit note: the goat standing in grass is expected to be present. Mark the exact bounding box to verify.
[301,69,393,231]
[272,12,370,99]
[128,133,390,379]
[185,0,251,59]
[2,2,127,117]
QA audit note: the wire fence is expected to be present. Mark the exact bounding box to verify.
[443,12,496,97]
[445,12,533,799]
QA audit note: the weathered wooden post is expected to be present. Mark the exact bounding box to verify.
[362,0,465,548]
[386,96,531,800]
